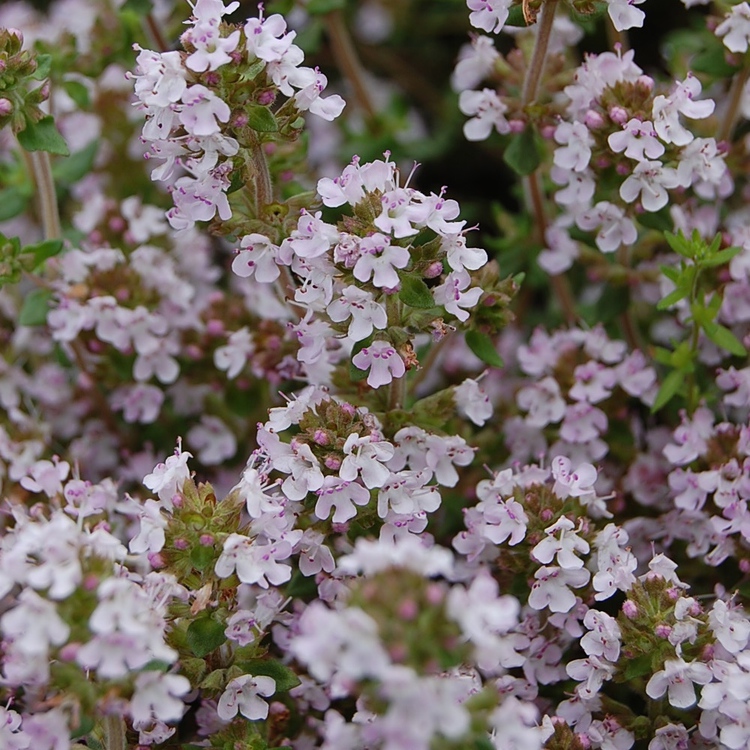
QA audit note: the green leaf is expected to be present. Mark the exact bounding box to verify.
[622,653,653,681]
[32,54,52,80]
[17,116,70,156]
[0,188,29,222]
[465,330,504,368]
[25,238,63,268]
[121,0,154,15]
[53,140,99,186]
[664,231,693,259]
[702,321,747,357]
[656,287,688,311]
[703,245,741,267]
[651,369,685,412]
[190,545,215,572]
[239,59,267,83]
[239,658,300,693]
[63,80,91,109]
[692,45,738,77]
[306,0,345,13]
[245,104,278,133]
[186,617,227,658]
[503,127,542,176]
[659,265,680,283]
[473,740,495,750]
[399,276,435,309]
[505,4,527,26]
[19,288,53,326]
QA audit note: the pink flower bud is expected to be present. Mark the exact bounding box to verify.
[636,75,654,92]
[540,124,556,139]
[655,624,672,638]
[609,106,629,125]
[584,110,604,129]
[174,538,189,550]
[540,508,554,522]
[59,643,80,661]
[615,162,631,175]
[508,119,525,133]
[324,455,341,470]
[622,600,638,619]
[172,493,184,508]
[0,98,12,116]
[397,599,419,620]
[740,558,750,573]
[148,552,166,568]
[199,534,214,546]
[257,89,276,106]
[206,319,224,336]
[313,429,329,445]
[108,216,126,232]
[424,261,444,279]
[426,582,444,604]
[186,344,203,360]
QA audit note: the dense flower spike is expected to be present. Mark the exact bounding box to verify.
[3,0,750,747]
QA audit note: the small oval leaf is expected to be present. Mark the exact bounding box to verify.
[186,617,227,658]
[465,330,504,368]
[399,275,435,309]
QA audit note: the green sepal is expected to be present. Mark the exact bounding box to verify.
[190,544,215,572]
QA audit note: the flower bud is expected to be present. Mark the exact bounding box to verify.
[584,109,604,129]
[0,98,13,117]
[622,600,638,619]
[608,106,628,125]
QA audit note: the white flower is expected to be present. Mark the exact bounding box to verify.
[454,377,493,426]
[217,675,276,721]
[467,0,513,34]
[645,657,712,709]
[619,160,680,212]
[528,565,590,613]
[130,672,190,724]
[554,121,594,172]
[327,286,388,341]
[459,88,511,141]
[606,0,646,31]
[352,340,406,388]
[717,3,750,53]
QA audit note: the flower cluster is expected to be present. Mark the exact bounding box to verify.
[4,0,750,748]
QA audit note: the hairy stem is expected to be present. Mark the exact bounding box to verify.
[521,0,559,107]
[325,10,378,125]
[523,171,577,324]
[145,13,169,53]
[103,715,128,750]
[249,134,274,212]
[617,244,641,351]
[25,149,62,240]
[518,0,576,325]
[717,64,750,144]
